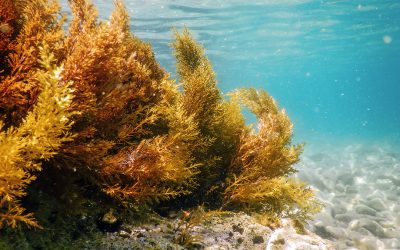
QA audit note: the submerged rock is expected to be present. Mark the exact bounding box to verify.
[97,213,333,250]
[325,226,347,239]
[365,198,386,212]
[349,218,385,237]
[354,236,385,250]
[355,205,377,216]
[96,209,122,233]
[266,219,334,250]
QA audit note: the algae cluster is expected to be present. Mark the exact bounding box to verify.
[0,0,322,247]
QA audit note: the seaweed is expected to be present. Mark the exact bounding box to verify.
[0,0,321,234]
[0,46,75,228]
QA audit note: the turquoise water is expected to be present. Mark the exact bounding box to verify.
[63,0,400,146]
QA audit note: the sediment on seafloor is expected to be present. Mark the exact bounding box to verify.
[297,144,400,249]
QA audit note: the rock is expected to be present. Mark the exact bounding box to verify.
[354,236,385,250]
[331,204,347,217]
[375,179,392,190]
[355,205,376,216]
[325,226,347,239]
[352,219,385,237]
[313,221,331,239]
[96,209,122,233]
[232,224,244,234]
[266,219,334,250]
[335,213,355,224]
[313,210,335,226]
[383,227,400,238]
[335,183,346,193]
[337,173,354,185]
[252,235,264,244]
[383,239,400,249]
[118,230,131,238]
[366,198,386,211]
[396,214,400,226]
[386,192,398,201]
[345,186,358,194]
[311,177,330,191]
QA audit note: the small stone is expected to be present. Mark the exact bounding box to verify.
[355,237,385,250]
[358,219,385,237]
[313,221,330,238]
[118,230,131,238]
[355,205,376,216]
[346,186,358,194]
[395,213,400,226]
[102,209,117,224]
[375,179,392,190]
[384,239,400,249]
[335,213,353,223]
[325,226,347,239]
[335,183,346,193]
[232,224,244,234]
[366,198,386,211]
[314,207,335,226]
[272,238,285,245]
[252,235,264,244]
[337,173,354,185]
[332,204,347,217]
[96,209,122,232]
[383,227,400,238]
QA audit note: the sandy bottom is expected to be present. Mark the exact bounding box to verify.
[296,143,400,249]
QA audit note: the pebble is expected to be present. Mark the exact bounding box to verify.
[355,237,385,250]
[396,214,400,226]
[325,226,346,239]
[366,198,386,211]
[383,238,400,248]
[335,214,353,224]
[375,179,392,190]
[331,204,347,217]
[355,205,376,216]
[336,173,354,185]
[297,145,400,250]
[350,218,385,237]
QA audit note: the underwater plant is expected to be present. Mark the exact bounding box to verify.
[0,46,75,228]
[0,0,321,233]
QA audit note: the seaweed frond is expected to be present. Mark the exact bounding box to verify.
[172,29,245,203]
[223,88,322,222]
[0,0,65,125]
[0,47,75,228]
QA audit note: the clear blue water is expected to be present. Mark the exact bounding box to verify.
[64,0,400,147]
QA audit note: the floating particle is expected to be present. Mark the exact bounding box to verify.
[356,77,361,82]
[340,93,345,96]
[305,72,311,77]
[383,35,392,44]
